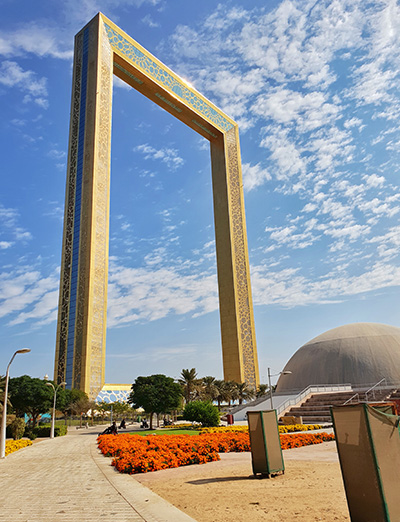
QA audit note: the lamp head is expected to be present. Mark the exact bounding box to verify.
[16,348,30,354]
[281,371,292,375]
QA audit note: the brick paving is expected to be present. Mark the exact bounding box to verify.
[0,427,196,522]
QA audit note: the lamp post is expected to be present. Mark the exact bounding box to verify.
[45,380,66,439]
[0,348,31,458]
[267,367,292,410]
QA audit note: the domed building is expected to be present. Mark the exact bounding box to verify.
[275,323,400,393]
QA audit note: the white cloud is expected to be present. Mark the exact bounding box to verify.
[251,260,400,308]
[0,61,48,106]
[363,173,385,188]
[58,0,161,27]
[242,162,271,191]
[141,15,160,28]
[252,89,339,131]
[0,204,32,243]
[107,264,218,326]
[47,149,66,160]
[0,25,72,60]
[0,270,59,325]
[134,144,184,170]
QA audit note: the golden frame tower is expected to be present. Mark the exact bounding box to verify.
[54,13,259,398]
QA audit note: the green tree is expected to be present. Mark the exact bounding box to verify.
[8,375,53,426]
[128,374,183,429]
[111,401,133,420]
[178,368,200,404]
[183,400,220,427]
[69,396,90,427]
[95,401,111,422]
[0,375,6,414]
[60,388,89,423]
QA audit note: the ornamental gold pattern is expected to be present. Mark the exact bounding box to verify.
[54,13,259,398]
[103,23,234,133]
[225,127,259,388]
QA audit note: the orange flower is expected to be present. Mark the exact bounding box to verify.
[97,430,334,474]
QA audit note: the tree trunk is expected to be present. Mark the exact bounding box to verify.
[149,412,154,430]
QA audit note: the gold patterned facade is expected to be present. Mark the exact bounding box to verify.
[54,13,259,398]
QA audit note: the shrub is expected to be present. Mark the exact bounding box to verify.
[24,424,68,439]
[183,401,220,427]
[24,428,38,440]
[9,418,26,440]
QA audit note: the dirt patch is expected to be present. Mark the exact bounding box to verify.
[134,442,350,522]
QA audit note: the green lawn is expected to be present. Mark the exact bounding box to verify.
[133,428,200,436]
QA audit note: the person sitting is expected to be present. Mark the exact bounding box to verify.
[119,419,126,430]
[100,421,118,436]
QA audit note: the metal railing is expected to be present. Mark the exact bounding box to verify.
[275,383,352,416]
[343,393,359,405]
[365,378,386,402]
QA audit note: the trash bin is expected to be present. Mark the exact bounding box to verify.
[331,403,400,522]
[226,414,234,425]
[247,410,284,477]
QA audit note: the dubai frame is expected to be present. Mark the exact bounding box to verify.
[54,13,260,398]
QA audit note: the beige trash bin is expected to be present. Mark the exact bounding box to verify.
[331,403,400,522]
[247,410,284,477]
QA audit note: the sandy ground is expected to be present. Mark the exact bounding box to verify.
[134,441,350,522]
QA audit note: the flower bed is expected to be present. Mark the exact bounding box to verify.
[98,434,220,474]
[199,424,324,434]
[278,424,324,434]
[280,432,334,449]
[98,430,334,475]
[5,439,32,456]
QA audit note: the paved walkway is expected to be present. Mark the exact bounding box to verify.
[0,427,197,522]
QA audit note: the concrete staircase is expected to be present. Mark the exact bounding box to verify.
[284,388,398,424]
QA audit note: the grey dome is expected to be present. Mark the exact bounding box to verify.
[275,323,400,393]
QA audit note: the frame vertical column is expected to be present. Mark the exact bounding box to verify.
[54,15,113,398]
[211,127,259,388]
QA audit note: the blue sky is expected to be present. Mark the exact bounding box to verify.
[2,0,400,387]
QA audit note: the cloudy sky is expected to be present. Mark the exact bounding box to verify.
[2,0,400,387]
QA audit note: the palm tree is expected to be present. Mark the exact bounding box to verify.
[214,380,234,409]
[236,382,255,405]
[256,384,269,398]
[179,368,199,404]
[201,376,218,402]
[224,380,240,406]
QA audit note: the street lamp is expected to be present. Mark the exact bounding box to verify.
[0,348,31,458]
[45,380,67,439]
[267,367,292,410]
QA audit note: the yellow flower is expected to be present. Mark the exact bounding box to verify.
[5,439,32,456]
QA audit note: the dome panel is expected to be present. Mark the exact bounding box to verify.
[275,323,400,393]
